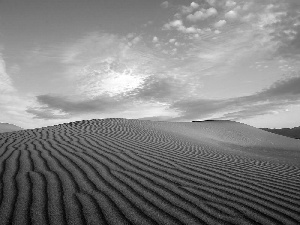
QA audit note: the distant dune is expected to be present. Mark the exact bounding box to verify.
[0,123,23,133]
[0,118,300,225]
[261,126,300,140]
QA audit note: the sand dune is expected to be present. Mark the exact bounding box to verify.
[262,127,300,140]
[0,118,300,225]
[0,123,23,133]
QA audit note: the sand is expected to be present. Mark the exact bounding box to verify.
[0,118,299,225]
[0,123,23,133]
[262,127,300,140]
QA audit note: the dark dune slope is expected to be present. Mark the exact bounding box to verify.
[0,123,23,133]
[262,127,300,140]
[0,118,300,225]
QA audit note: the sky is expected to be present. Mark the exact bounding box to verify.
[0,0,300,129]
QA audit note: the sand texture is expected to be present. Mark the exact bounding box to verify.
[0,118,300,225]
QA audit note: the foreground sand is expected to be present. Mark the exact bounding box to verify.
[0,118,300,225]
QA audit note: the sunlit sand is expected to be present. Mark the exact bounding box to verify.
[0,118,299,224]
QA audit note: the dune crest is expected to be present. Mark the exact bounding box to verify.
[0,118,300,225]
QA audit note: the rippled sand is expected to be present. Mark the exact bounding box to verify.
[0,118,299,225]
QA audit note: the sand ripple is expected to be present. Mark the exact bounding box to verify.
[0,119,300,225]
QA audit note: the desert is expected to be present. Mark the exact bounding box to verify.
[2,0,300,224]
[0,118,299,225]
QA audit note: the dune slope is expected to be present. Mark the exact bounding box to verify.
[262,127,300,140]
[0,123,23,133]
[0,118,300,225]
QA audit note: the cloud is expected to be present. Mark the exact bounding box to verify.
[225,0,236,8]
[160,0,300,112]
[156,0,300,122]
[131,75,187,102]
[214,20,227,28]
[225,10,238,19]
[185,27,202,34]
[137,115,176,121]
[142,21,153,27]
[206,0,216,6]
[186,8,218,22]
[203,7,218,17]
[0,51,64,128]
[60,32,160,100]
[163,19,184,31]
[0,56,14,93]
[24,31,183,121]
[171,74,300,121]
[179,2,200,15]
[27,91,179,121]
[171,99,228,120]
[79,65,146,97]
[218,103,284,121]
[182,26,270,74]
[10,0,300,127]
[152,36,159,43]
[161,1,169,9]
[26,108,70,120]
[32,94,130,115]
[61,32,124,64]
[190,2,200,9]
[129,36,142,45]
[262,75,300,97]
[0,54,29,124]
[163,19,202,34]
[267,3,300,59]
[163,19,183,29]
[230,1,300,62]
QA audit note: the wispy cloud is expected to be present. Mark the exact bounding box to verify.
[28,93,178,121]
[0,54,14,93]
[0,53,26,123]
[186,7,218,22]
[30,94,130,114]
[171,73,300,121]
[26,108,70,120]
[0,51,65,128]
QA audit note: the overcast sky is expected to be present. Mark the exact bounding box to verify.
[1,0,300,129]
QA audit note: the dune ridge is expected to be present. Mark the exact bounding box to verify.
[0,118,300,225]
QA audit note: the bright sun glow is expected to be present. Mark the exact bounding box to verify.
[96,68,144,96]
[78,58,147,98]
